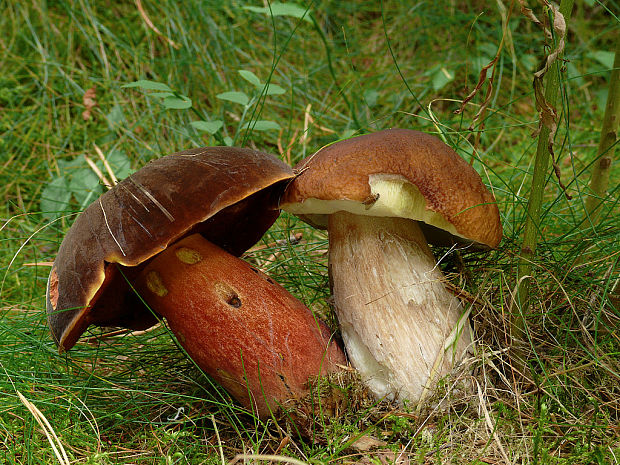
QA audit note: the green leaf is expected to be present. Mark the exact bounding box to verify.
[364,89,379,108]
[520,54,538,72]
[244,2,312,23]
[566,62,584,87]
[57,156,86,173]
[431,67,454,91]
[150,92,176,99]
[238,70,262,87]
[470,55,493,75]
[264,84,286,96]
[223,136,233,146]
[190,120,224,134]
[592,51,614,69]
[340,129,357,139]
[69,169,102,207]
[243,120,281,131]
[162,95,192,109]
[122,80,173,92]
[216,91,250,106]
[106,104,126,129]
[106,150,133,179]
[41,177,72,219]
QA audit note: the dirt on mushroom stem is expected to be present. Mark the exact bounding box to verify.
[327,211,474,404]
[131,233,346,417]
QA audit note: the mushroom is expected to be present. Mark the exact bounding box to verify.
[47,146,345,416]
[280,129,502,404]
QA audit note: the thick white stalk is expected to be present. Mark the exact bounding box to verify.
[328,211,473,403]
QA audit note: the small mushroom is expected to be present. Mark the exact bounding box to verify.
[280,129,502,404]
[47,146,345,416]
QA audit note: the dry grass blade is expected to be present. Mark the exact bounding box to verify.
[212,415,226,465]
[475,380,511,465]
[84,154,113,189]
[417,307,472,409]
[94,144,119,185]
[17,391,70,465]
[230,454,309,465]
[135,0,180,49]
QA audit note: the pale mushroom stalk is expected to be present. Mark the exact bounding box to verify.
[280,129,502,404]
[328,211,472,402]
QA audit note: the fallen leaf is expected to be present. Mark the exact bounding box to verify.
[357,449,410,465]
[350,435,387,452]
[82,86,97,120]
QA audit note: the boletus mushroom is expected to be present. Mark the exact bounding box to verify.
[280,129,502,404]
[46,146,345,416]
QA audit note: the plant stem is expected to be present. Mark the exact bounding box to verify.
[514,0,575,342]
[583,34,620,228]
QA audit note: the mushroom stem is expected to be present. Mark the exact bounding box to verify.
[328,211,473,403]
[132,233,345,416]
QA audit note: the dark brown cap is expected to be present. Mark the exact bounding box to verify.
[47,146,294,352]
[281,129,502,248]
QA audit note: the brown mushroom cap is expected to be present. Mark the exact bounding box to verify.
[47,146,294,352]
[280,129,502,248]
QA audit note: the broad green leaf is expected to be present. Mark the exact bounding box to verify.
[238,70,262,87]
[592,50,614,69]
[520,54,538,72]
[470,55,493,75]
[41,176,72,219]
[162,95,192,109]
[57,156,86,173]
[106,104,126,129]
[243,120,281,131]
[223,136,233,146]
[364,89,379,108]
[478,42,498,57]
[340,129,357,139]
[216,91,250,106]
[244,2,311,23]
[69,169,102,207]
[150,92,176,99]
[265,84,286,96]
[566,62,584,87]
[432,67,454,91]
[122,80,173,92]
[106,150,133,179]
[190,120,224,134]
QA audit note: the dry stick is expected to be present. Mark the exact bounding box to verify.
[583,34,620,228]
[514,0,575,342]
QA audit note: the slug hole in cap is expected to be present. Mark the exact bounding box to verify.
[215,282,242,308]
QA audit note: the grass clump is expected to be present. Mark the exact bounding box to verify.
[1,1,618,464]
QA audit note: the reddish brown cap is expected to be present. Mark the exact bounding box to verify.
[47,146,294,352]
[281,129,502,248]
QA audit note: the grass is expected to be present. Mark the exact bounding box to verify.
[1,0,619,463]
